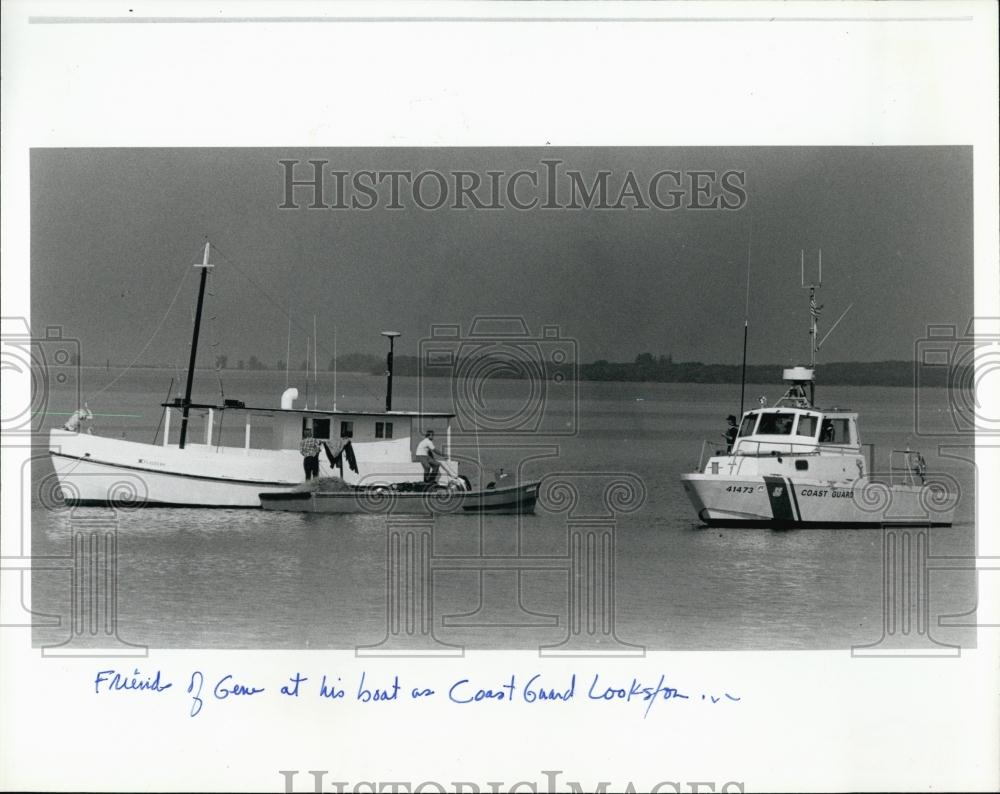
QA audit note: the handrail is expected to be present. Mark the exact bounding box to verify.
[733,439,859,457]
[697,439,712,471]
[888,449,926,486]
[693,438,884,482]
[694,437,866,473]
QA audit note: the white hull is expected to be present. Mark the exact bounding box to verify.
[48,429,454,508]
[681,473,956,527]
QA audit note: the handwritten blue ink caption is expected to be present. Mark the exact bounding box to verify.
[91,669,740,719]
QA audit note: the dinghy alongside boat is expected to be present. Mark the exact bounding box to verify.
[259,478,539,515]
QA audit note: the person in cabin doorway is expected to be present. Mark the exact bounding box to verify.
[415,429,440,484]
[724,415,739,452]
[300,427,321,480]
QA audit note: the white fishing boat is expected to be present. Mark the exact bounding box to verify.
[680,254,957,528]
[47,244,473,508]
[49,402,467,508]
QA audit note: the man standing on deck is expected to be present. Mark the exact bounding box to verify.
[724,415,739,452]
[415,429,440,484]
[300,427,321,480]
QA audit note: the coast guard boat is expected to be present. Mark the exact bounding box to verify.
[47,243,483,508]
[681,259,956,528]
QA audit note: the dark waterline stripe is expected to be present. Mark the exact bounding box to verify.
[65,499,262,509]
[49,451,292,487]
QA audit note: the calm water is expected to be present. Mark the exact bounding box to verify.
[30,368,977,651]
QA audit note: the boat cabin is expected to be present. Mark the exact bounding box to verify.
[732,367,860,455]
[160,399,456,459]
[733,406,860,456]
[696,367,869,483]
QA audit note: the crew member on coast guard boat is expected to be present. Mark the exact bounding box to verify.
[723,415,738,452]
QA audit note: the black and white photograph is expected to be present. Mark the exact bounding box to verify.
[2,2,998,793]
[25,146,979,653]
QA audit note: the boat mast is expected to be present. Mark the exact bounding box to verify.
[178,242,213,450]
[304,336,310,408]
[285,313,291,388]
[381,331,400,411]
[798,249,854,407]
[801,249,822,405]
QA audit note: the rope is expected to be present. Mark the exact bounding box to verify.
[86,263,191,401]
[206,268,225,401]
[208,241,385,407]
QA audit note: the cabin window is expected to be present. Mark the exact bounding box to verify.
[340,421,354,438]
[738,415,758,437]
[795,459,809,471]
[795,415,818,437]
[375,421,393,439]
[756,412,796,436]
[820,418,851,444]
[301,417,330,439]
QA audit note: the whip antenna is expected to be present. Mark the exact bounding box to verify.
[738,220,752,419]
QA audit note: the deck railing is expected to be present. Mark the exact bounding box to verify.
[888,449,927,486]
[695,439,876,474]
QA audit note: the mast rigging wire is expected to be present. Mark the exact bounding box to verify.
[86,261,192,401]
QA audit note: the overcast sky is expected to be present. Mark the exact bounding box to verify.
[30,147,972,369]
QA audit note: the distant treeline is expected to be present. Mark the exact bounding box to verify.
[103,352,963,387]
[327,352,961,387]
[578,356,960,387]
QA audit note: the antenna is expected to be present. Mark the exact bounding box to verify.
[313,314,318,410]
[739,220,752,419]
[333,325,338,412]
[284,313,291,388]
[801,249,823,367]
[801,248,822,288]
[818,303,854,350]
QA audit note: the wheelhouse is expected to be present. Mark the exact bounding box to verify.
[733,406,859,455]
